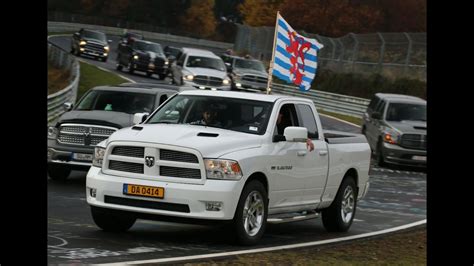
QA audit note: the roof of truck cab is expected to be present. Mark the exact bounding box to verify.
[92,85,177,95]
[178,90,311,103]
[181,47,219,58]
[375,93,425,102]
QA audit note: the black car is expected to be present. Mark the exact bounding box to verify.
[47,83,180,181]
[71,28,111,62]
[116,39,169,79]
[164,45,183,64]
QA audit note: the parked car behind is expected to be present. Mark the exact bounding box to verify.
[362,93,426,167]
[47,83,187,181]
[71,28,111,62]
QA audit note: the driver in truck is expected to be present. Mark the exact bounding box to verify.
[277,109,314,152]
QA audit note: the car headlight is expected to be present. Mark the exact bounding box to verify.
[223,79,230,85]
[104,45,109,52]
[92,146,106,168]
[383,132,399,145]
[133,55,139,60]
[48,126,58,139]
[184,74,194,81]
[205,159,242,180]
[164,60,169,65]
[79,40,87,46]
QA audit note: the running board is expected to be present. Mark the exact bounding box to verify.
[267,212,319,224]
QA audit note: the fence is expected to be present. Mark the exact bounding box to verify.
[234,24,426,81]
[47,41,80,125]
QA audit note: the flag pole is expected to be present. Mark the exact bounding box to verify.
[266,11,280,95]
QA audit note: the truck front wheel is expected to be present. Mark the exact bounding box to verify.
[233,180,268,245]
[91,206,136,232]
[322,177,357,232]
[48,164,71,181]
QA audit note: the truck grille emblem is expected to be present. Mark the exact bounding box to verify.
[145,156,155,167]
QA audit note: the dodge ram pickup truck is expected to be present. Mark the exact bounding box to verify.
[86,90,371,245]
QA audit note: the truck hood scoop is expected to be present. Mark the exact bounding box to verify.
[197,132,219,137]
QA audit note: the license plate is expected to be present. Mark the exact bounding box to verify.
[148,63,155,68]
[123,184,164,199]
[73,153,93,161]
[412,155,426,161]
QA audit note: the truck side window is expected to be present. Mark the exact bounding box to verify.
[368,96,380,112]
[374,100,386,118]
[275,104,299,135]
[176,53,186,66]
[296,104,318,139]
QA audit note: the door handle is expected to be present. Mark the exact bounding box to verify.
[319,150,328,156]
[297,151,307,156]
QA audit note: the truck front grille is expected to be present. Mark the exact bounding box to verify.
[160,166,201,179]
[193,76,223,86]
[112,146,145,158]
[400,134,427,150]
[242,75,268,84]
[160,149,198,163]
[84,42,105,53]
[109,160,144,174]
[57,124,117,146]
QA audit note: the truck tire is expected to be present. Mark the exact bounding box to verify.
[322,177,357,232]
[146,72,153,78]
[232,180,268,245]
[47,164,71,181]
[116,64,123,71]
[376,141,386,167]
[128,63,134,74]
[158,74,166,80]
[91,206,136,232]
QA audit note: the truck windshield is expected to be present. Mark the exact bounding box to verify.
[76,90,156,114]
[146,95,274,135]
[385,102,426,122]
[234,59,266,72]
[83,31,106,42]
[135,42,164,55]
[186,56,226,71]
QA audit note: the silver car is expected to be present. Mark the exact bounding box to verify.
[362,93,426,167]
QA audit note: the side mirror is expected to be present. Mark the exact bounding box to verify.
[108,40,113,43]
[63,102,73,112]
[284,127,308,142]
[133,112,149,124]
[73,32,80,38]
[371,112,382,120]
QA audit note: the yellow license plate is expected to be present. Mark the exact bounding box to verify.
[123,184,164,199]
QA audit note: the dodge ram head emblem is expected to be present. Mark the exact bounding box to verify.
[145,156,155,167]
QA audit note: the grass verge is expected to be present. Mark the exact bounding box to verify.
[318,109,363,126]
[183,227,426,265]
[77,61,128,101]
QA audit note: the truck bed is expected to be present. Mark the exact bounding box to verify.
[323,130,368,144]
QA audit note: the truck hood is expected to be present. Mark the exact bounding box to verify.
[386,120,427,134]
[185,67,227,79]
[107,124,262,158]
[82,38,107,46]
[58,110,133,129]
[137,50,166,60]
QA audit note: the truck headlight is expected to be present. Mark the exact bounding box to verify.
[205,159,242,180]
[223,79,230,85]
[79,40,87,46]
[92,146,106,168]
[184,74,194,81]
[133,55,139,60]
[104,45,110,52]
[164,60,169,65]
[383,132,399,145]
[48,126,58,139]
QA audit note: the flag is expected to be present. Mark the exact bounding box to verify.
[272,13,324,91]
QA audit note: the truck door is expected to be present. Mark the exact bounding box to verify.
[268,103,310,209]
[295,103,329,205]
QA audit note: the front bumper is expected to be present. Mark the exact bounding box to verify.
[80,48,108,58]
[382,142,426,167]
[86,166,244,220]
[47,139,94,170]
[131,61,168,74]
[233,80,267,92]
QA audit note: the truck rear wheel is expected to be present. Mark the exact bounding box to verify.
[233,180,268,245]
[91,206,136,232]
[48,164,71,181]
[322,177,357,232]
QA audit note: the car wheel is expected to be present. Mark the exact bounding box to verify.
[47,164,71,181]
[91,206,136,232]
[146,72,153,78]
[128,63,134,74]
[116,64,123,71]
[376,140,386,167]
[102,57,108,63]
[232,180,268,245]
[322,177,357,232]
[158,74,166,80]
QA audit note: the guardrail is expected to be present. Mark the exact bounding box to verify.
[48,41,80,125]
[271,83,370,118]
[48,21,234,51]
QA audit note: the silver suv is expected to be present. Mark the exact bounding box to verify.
[362,93,426,167]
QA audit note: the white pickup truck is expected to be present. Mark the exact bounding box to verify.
[86,90,371,245]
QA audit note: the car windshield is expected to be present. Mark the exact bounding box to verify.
[186,56,226,71]
[135,42,164,55]
[385,102,426,122]
[146,95,274,135]
[165,47,181,57]
[76,90,156,114]
[83,30,106,42]
[234,59,266,72]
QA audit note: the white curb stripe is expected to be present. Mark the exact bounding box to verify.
[97,219,426,265]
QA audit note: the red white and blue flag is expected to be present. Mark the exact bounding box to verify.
[272,13,323,91]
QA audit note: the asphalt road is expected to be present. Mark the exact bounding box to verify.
[47,34,426,265]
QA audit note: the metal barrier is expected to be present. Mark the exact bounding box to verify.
[271,83,370,118]
[47,41,80,125]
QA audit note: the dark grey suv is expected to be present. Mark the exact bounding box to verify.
[362,93,426,167]
[47,83,191,181]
